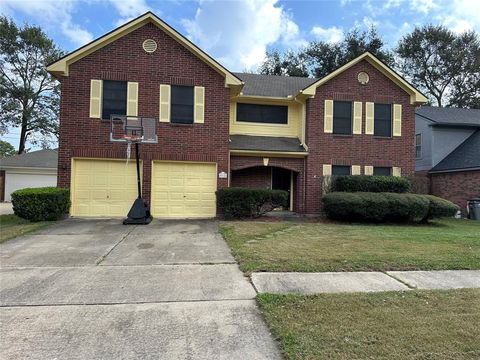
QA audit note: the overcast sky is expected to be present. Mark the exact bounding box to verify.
[1,0,478,151]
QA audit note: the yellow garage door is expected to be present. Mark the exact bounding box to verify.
[151,161,217,218]
[72,159,140,217]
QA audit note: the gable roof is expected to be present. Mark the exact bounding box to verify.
[416,106,480,127]
[233,73,317,98]
[301,52,428,105]
[430,130,480,173]
[0,149,58,169]
[47,12,242,87]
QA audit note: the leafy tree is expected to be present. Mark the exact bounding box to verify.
[396,25,480,108]
[258,49,309,77]
[305,27,394,78]
[258,27,393,79]
[0,140,16,158]
[0,16,63,154]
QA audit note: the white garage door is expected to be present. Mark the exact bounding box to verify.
[5,172,57,202]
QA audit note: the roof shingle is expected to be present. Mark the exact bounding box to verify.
[0,149,58,169]
[230,135,306,153]
[416,106,480,127]
[430,130,480,172]
[233,72,317,98]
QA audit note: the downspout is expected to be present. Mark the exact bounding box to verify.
[294,92,310,214]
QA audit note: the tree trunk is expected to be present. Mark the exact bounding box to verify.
[18,117,27,154]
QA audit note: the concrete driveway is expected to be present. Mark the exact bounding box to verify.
[0,219,281,359]
[0,202,13,215]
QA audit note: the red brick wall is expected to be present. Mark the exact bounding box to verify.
[305,60,416,214]
[57,22,230,204]
[231,167,271,188]
[230,156,305,212]
[430,170,480,214]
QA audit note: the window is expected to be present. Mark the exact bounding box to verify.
[333,101,352,135]
[102,80,127,120]
[374,103,392,137]
[415,134,422,158]
[332,165,351,176]
[373,167,392,176]
[171,85,194,124]
[237,103,288,124]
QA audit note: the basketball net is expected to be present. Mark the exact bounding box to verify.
[123,135,142,166]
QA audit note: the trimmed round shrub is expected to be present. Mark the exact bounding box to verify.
[322,192,430,223]
[422,195,459,222]
[11,187,70,222]
[217,187,288,220]
[332,175,411,193]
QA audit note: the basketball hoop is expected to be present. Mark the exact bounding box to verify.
[123,134,144,162]
[123,134,143,143]
[108,115,155,225]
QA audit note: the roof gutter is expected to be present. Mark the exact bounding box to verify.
[429,167,480,174]
[230,149,308,158]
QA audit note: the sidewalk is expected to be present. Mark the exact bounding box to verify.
[251,270,480,294]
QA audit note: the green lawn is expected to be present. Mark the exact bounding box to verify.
[0,214,55,243]
[219,219,480,273]
[258,289,480,360]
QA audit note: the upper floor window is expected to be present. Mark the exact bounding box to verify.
[332,165,351,176]
[374,104,392,137]
[373,167,392,176]
[171,85,194,124]
[237,103,288,124]
[333,101,352,135]
[415,134,422,158]
[102,80,127,120]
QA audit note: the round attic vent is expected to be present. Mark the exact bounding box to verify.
[357,71,369,85]
[142,39,157,53]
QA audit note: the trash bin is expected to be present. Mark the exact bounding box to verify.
[467,198,480,220]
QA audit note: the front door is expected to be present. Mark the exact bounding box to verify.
[271,167,291,210]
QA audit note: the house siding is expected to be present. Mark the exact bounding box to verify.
[304,60,415,214]
[231,167,271,188]
[57,22,230,205]
[430,170,480,214]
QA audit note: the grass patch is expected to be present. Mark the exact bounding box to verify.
[0,214,55,243]
[258,289,480,360]
[219,219,480,273]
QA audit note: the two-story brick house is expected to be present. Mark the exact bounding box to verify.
[47,12,427,218]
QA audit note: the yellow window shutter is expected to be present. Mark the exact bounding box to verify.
[353,102,362,134]
[393,104,402,136]
[364,166,373,176]
[126,82,139,117]
[159,84,170,123]
[194,86,205,123]
[89,79,102,118]
[324,100,333,133]
[351,165,361,175]
[365,102,374,135]
[323,164,332,176]
[392,167,401,177]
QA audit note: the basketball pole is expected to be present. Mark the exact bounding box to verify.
[123,139,152,225]
[135,142,141,199]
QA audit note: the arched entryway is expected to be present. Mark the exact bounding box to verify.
[230,165,297,211]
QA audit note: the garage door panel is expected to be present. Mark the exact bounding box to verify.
[72,159,140,217]
[151,161,216,218]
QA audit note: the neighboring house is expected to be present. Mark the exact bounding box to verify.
[415,107,480,213]
[0,149,58,202]
[46,12,427,218]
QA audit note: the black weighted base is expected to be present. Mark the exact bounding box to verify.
[123,197,152,225]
